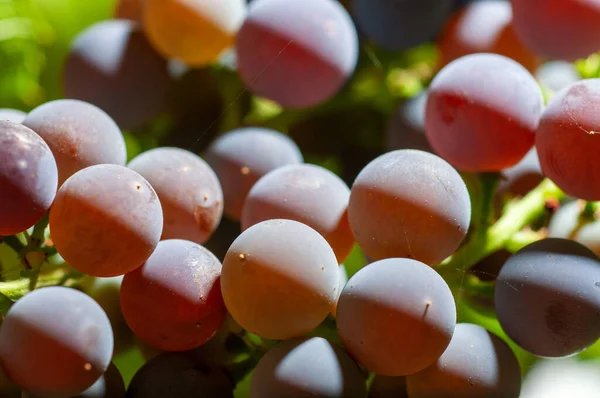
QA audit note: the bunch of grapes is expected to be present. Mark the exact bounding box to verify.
[2,0,600,397]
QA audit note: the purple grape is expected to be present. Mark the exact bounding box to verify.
[0,109,26,124]
[384,91,432,153]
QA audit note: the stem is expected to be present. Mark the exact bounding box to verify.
[0,266,81,301]
[2,236,25,255]
[30,212,49,246]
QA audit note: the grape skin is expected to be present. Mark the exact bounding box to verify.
[536,79,600,201]
[336,258,456,376]
[129,147,223,245]
[368,375,408,398]
[348,149,471,265]
[495,148,543,210]
[0,121,58,236]
[75,362,125,398]
[426,53,543,171]
[64,20,171,130]
[23,99,127,186]
[352,0,453,52]
[221,219,339,340]
[331,264,348,318]
[549,201,600,256]
[236,0,358,109]
[250,337,367,398]
[495,238,600,357]
[0,287,113,397]
[120,239,226,351]
[0,109,26,124]
[49,164,163,277]
[384,91,432,153]
[407,323,522,398]
[242,163,354,263]
[114,0,145,22]
[205,127,303,221]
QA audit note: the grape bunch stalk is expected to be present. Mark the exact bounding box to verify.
[2,0,600,397]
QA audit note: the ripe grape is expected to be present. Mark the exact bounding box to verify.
[129,147,223,244]
[120,239,226,351]
[242,164,354,263]
[368,375,408,398]
[49,164,163,277]
[520,358,600,398]
[0,109,26,124]
[0,121,58,236]
[143,0,246,66]
[331,264,348,318]
[352,0,453,52]
[426,53,543,171]
[0,287,113,397]
[549,201,600,256]
[348,150,471,265]
[221,219,339,340]
[336,258,456,376]
[23,99,127,186]
[205,127,303,221]
[384,91,432,153]
[512,0,600,61]
[127,352,234,397]
[250,337,367,398]
[75,362,125,398]
[438,1,538,72]
[64,20,171,130]
[496,148,544,208]
[495,238,600,357]
[407,323,522,398]
[236,0,358,108]
[535,62,581,93]
[536,79,600,201]
[114,0,145,22]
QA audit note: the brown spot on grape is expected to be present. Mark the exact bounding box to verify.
[241,166,250,175]
[84,363,92,371]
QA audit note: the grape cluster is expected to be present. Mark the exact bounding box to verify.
[1,0,600,397]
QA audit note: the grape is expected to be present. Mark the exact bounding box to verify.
[425,53,543,171]
[242,164,354,263]
[438,1,538,72]
[49,164,163,277]
[348,150,471,265]
[127,352,234,397]
[384,91,432,153]
[143,0,246,66]
[0,287,113,397]
[512,0,600,61]
[236,0,358,108]
[128,147,223,244]
[407,323,522,398]
[535,61,581,93]
[336,258,456,376]
[352,0,453,52]
[250,337,367,398]
[121,239,226,351]
[221,219,339,340]
[0,121,58,236]
[495,148,544,209]
[63,20,171,130]
[495,238,600,357]
[0,109,26,124]
[536,79,600,201]
[520,358,600,398]
[368,375,408,398]
[114,0,145,22]
[23,99,127,186]
[549,201,600,256]
[331,264,348,318]
[205,127,303,221]
[75,362,125,398]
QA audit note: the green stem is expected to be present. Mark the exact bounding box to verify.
[30,212,49,246]
[1,236,25,256]
[0,266,81,301]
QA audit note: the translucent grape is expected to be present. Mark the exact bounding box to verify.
[143,0,246,66]
[495,238,600,357]
[438,1,538,72]
[407,323,522,398]
[236,0,358,108]
[129,147,223,244]
[426,53,543,171]
[75,362,125,398]
[23,99,127,186]
[0,121,58,236]
[205,127,303,221]
[250,337,367,398]
[242,164,353,263]
[549,201,600,256]
[384,91,432,153]
[221,219,339,340]
[64,20,171,130]
[49,164,163,277]
[512,0,600,61]
[121,239,226,351]
[536,79,600,201]
[0,109,26,124]
[535,61,581,94]
[336,258,456,376]
[127,353,234,397]
[348,150,471,265]
[0,287,113,397]
[368,375,408,398]
[353,0,453,52]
